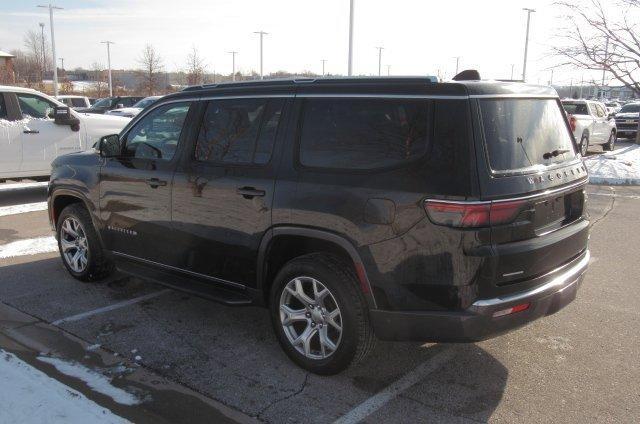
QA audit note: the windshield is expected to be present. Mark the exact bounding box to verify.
[480,99,577,173]
[93,98,115,108]
[619,103,640,113]
[133,97,158,109]
[562,102,589,115]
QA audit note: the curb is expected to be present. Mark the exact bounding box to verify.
[588,176,640,186]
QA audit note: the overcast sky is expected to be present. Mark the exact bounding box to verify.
[0,0,615,85]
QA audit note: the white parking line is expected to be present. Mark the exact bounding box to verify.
[0,202,48,217]
[0,236,58,259]
[333,347,456,424]
[0,182,48,191]
[589,192,640,200]
[51,289,172,326]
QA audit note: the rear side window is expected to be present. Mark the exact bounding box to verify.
[562,102,588,115]
[299,98,429,170]
[71,98,86,107]
[480,99,577,173]
[195,98,284,165]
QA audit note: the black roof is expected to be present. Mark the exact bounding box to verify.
[167,76,557,101]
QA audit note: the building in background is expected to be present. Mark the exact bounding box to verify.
[0,50,16,84]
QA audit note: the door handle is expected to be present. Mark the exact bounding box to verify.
[236,187,265,199]
[23,129,39,134]
[146,178,167,188]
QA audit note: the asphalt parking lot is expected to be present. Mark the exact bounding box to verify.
[0,180,639,423]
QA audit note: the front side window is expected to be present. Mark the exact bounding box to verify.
[595,104,606,117]
[195,98,283,165]
[124,102,191,160]
[480,99,577,173]
[299,98,429,170]
[16,93,56,119]
[93,97,114,108]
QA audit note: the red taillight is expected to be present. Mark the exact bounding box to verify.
[569,114,577,132]
[492,302,530,317]
[424,199,526,228]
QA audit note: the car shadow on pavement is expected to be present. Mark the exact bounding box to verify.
[0,256,508,423]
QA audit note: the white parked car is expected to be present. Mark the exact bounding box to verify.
[561,99,617,154]
[105,95,162,118]
[57,95,91,109]
[0,86,130,180]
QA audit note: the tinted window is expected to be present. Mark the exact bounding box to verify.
[71,98,86,107]
[124,102,191,160]
[0,95,7,119]
[480,99,577,173]
[562,102,589,115]
[195,98,283,165]
[299,98,429,170]
[16,93,56,119]
[620,103,640,113]
[93,97,115,108]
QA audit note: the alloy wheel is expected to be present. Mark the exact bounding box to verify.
[279,276,343,360]
[60,217,89,273]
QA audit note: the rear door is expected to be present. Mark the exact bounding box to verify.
[171,96,288,286]
[474,97,589,296]
[0,93,22,175]
[99,101,194,264]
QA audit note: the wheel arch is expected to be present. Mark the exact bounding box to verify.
[49,189,103,249]
[257,227,377,308]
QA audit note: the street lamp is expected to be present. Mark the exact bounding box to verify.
[321,59,327,77]
[348,0,354,76]
[453,56,461,76]
[227,51,238,81]
[39,22,46,77]
[253,31,268,80]
[37,4,63,97]
[522,8,536,82]
[101,41,114,97]
[376,46,384,76]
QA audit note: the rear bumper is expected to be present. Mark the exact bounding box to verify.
[371,250,589,342]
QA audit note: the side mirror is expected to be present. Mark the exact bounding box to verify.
[116,103,124,109]
[54,106,81,132]
[98,134,121,157]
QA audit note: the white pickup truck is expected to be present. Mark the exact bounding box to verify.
[0,86,130,181]
[561,99,617,154]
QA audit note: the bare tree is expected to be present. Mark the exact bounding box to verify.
[137,44,164,95]
[186,46,206,86]
[23,29,51,82]
[553,1,640,95]
[91,62,108,98]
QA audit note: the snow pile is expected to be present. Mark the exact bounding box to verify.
[585,142,640,185]
[0,236,58,259]
[0,350,127,424]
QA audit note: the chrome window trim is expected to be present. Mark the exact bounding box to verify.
[112,251,246,289]
[296,93,468,99]
[469,94,559,99]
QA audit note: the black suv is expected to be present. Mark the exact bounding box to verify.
[75,96,143,114]
[48,77,590,374]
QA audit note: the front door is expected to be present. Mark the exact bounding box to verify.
[172,97,288,286]
[15,92,82,173]
[99,101,194,264]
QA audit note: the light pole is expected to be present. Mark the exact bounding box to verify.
[601,35,609,99]
[348,0,354,76]
[510,64,515,80]
[59,57,64,71]
[453,56,461,75]
[376,46,384,76]
[387,65,391,76]
[39,22,46,78]
[227,51,238,81]
[37,4,62,97]
[522,8,536,82]
[101,41,114,97]
[253,31,268,79]
[321,59,327,77]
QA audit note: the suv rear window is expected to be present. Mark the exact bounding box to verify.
[480,99,577,173]
[562,102,589,115]
[299,98,429,170]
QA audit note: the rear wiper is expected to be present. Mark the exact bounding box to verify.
[542,149,570,160]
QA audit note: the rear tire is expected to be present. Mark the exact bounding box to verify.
[269,253,375,375]
[580,135,589,156]
[56,204,113,282]
[603,131,616,151]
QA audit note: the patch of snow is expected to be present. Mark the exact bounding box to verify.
[0,350,127,424]
[0,236,58,259]
[0,181,48,191]
[38,356,141,406]
[0,202,47,217]
[134,356,142,362]
[585,142,640,185]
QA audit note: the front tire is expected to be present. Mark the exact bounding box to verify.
[269,253,375,375]
[603,131,616,151]
[56,204,113,282]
